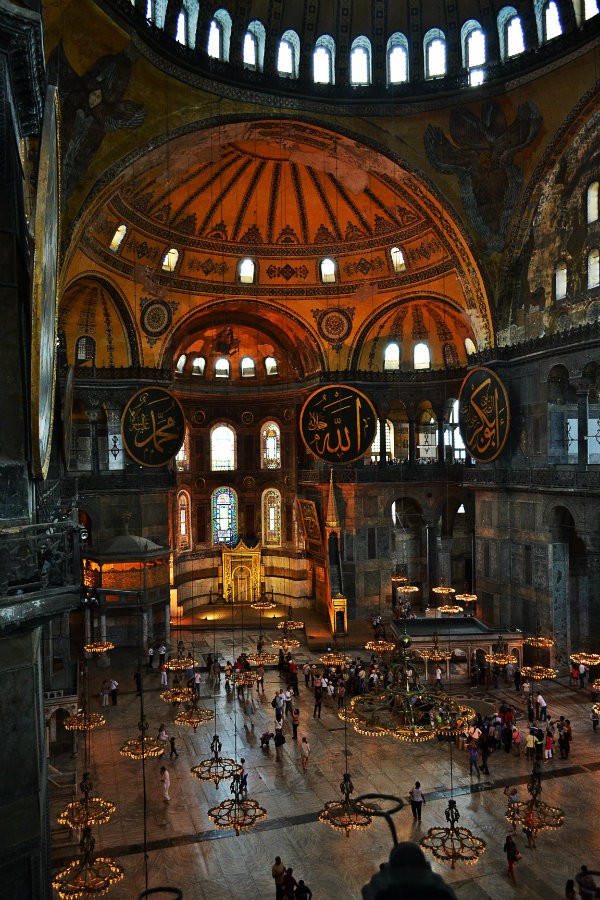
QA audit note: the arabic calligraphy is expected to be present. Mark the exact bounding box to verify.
[300,386,377,463]
[121,387,186,466]
[458,367,510,462]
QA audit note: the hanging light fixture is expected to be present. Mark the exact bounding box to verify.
[421,799,486,869]
[506,760,564,838]
[51,826,124,898]
[191,733,241,788]
[164,649,198,671]
[84,640,115,655]
[432,579,455,598]
[207,772,267,834]
[523,625,555,649]
[364,638,396,655]
[247,595,278,664]
[320,650,353,667]
[570,650,600,667]
[484,634,518,667]
[454,593,477,607]
[58,771,116,830]
[417,632,452,663]
[120,716,165,760]
[520,664,557,681]
[64,707,106,732]
[175,697,215,733]
[160,674,195,705]
[319,772,373,836]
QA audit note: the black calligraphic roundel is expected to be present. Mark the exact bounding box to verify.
[299,385,378,464]
[458,367,510,462]
[121,387,186,467]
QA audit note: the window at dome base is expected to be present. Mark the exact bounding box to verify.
[320,257,336,283]
[350,37,371,85]
[176,11,187,45]
[265,357,278,376]
[505,14,525,58]
[463,22,486,85]
[241,357,256,377]
[278,30,299,77]
[244,20,266,71]
[162,248,179,272]
[208,10,232,61]
[414,342,431,370]
[314,42,334,84]
[424,30,446,79]
[212,487,238,545]
[384,342,401,371]
[387,35,408,84]
[585,0,599,19]
[109,225,127,253]
[543,1,562,40]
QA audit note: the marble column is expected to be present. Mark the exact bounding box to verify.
[577,388,589,470]
[551,541,569,664]
[97,613,110,668]
[165,601,171,646]
[408,420,416,464]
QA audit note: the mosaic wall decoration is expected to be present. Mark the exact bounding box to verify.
[313,308,354,346]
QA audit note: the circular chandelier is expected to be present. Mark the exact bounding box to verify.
[437,603,463,615]
[251,592,276,610]
[592,679,600,693]
[432,580,455,598]
[523,627,555,649]
[231,670,261,689]
[320,651,353,667]
[319,772,372,836]
[391,573,408,586]
[271,635,300,651]
[246,651,278,666]
[520,665,557,681]
[175,700,215,733]
[421,799,486,869]
[120,717,165,760]
[593,702,600,716]
[64,709,106,732]
[160,684,194,705]
[506,762,564,837]
[455,593,477,605]
[570,651,600,667]
[51,826,124,898]
[485,635,517,666]
[191,733,241,788]
[397,584,419,595]
[83,640,115,654]
[57,772,115,829]
[364,639,396,655]
[164,652,197,672]
[277,618,304,631]
[207,772,267,835]
[417,634,452,663]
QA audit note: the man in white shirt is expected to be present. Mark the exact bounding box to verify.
[434,666,443,690]
[160,766,170,801]
[579,663,587,689]
[537,691,548,721]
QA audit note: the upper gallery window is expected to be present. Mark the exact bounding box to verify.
[424,29,446,79]
[239,257,256,283]
[414,342,431,370]
[211,425,236,470]
[390,246,406,273]
[243,20,266,70]
[588,248,600,289]
[278,30,300,77]
[350,36,371,85]
[320,258,336,283]
[555,261,568,300]
[262,489,282,546]
[76,335,95,363]
[192,356,205,376]
[587,182,599,224]
[314,36,335,84]
[176,432,190,472]
[109,224,127,253]
[241,357,256,377]
[162,248,179,271]
[215,358,230,378]
[384,342,401,371]
[261,421,281,469]
[177,491,190,549]
[175,353,187,374]
[465,337,477,355]
[387,34,409,84]
[265,357,278,376]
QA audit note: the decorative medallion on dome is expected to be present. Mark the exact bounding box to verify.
[140,299,174,340]
[300,385,377,464]
[314,308,354,346]
[458,367,510,463]
[192,410,206,425]
[243,477,255,489]
[241,411,254,424]
[121,387,186,467]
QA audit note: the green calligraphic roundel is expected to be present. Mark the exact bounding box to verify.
[121,387,186,467]
[299,385,378,464]
[458,367,510,462]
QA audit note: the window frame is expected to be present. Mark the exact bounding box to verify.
[210,423,236,471]
[211,486,238,545]
[350,35,372,86]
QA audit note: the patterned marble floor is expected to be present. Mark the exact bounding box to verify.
[50,630,600,899]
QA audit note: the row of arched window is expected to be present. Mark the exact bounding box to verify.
[175,354,278,378]
[555,248,600,300]
[137,1,598,87]
[383,338,476,371]
[176,421,282,471]
[178,486,281,546]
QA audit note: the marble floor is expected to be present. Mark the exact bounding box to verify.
[49,628,600,900]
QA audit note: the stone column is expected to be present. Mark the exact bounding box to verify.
[550,541,569,664]
[437,536,453,587]
[97,613,110,668]
[84,607,92,645]
[378,415,387,466]
[437,417,445,463]
[408,420,417,464]
[164,601,171,646]
[141,609,150,651]
[577,388,589,470]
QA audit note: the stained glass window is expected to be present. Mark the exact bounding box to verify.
[178,491,190,549]
[262,489,281,546]
[212,487,237,544]
[261,422,281,469]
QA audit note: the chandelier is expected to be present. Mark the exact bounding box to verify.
[432,580,455,598]
[120,716,165,760]
[437,603,463,615]
[320,650,353,667]
[343,632,469,743]
[277,618,304,631]
[207,772,266,835]
[83,640,115,654]
[164,651,197,672]
[51,826,124,898]
[251,589,276,611]
[592,679,600,693]
[421,799,486,869]
[319,772,373,836]
[520,665,557,681]
[64,708,106,732]
[58,771,116,829]
[570,651,600,667]
[523,626,555,649]
[455,593,477,606]
[417,633,452,663]
[364,639,396,654]
[175,699,215,733]
[191,733,241,788]
[484,635,517,666]
[246,650,278,665]
[271,635,300,651]
[506,761,564,837]
[160,681,195,705]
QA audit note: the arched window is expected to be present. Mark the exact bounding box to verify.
[212,487,238,544]
[208,9,232,61]
[265,356,278,376]
[176,431,190,472]
[588,249,600,289]
[109,224,127,252]
[215,358,230,378]
[162,248,179,271]
[465,337,477,355]
[261,421,281,469]
[555,261,567,300]
[177,491,191,549]
[371,420,394,463]
[445,400,466,462]
[314,35,335,84]
[414,342,431,370]
[424,29,446,79]
[145,1,154,22]
[211,424,236,470]
[76,336,95,363]
[278,30,300,77]
[243,20,266,70]
[239,257,255,283]
[587,182,599,224]
[462,20,486,85]
[320,257,336,282]
[241,357,256,377]
[543,1,562,39]
[192,356,205,376]
[350,36,371,85]
[499,9,525,59]
[175,353,187,374]
[176,10,187,44]
[585,0,599,19]
[384,342,401,371]
[262,489,282,546]
[390,246,406,273]
[387,33,409,84]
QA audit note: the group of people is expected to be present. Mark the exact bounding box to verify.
[272,856,312,899]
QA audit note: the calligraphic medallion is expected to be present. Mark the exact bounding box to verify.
[458,367,510,462]
[299,385,377,464]
[121,388,186,467]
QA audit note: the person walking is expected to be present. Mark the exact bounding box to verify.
[295,879,313,899]
[292,707,300,740]
[468,741,481,777]
[591,708,599,731]
[313,685,323,719]
[336,680,346,709]
[256,665,265,694]
[503,834,519,882]
[282,868,298,900]
[284,688,293,717]
[537,691,548,721]
[158,644,166,666]
[480,733,491,774]
[160,663,168,687]
[272,856,286,900]
[504,785,518,831]
[303,662,311,688]
[100,679,110,707]
[169,735,178,758]
[110,678,119,706]
[579,662,587,689]
[434,665,443,691]
[409,781,425,822]
[300,736,310,771]
[160,766,171,801]
[147,646,154,668]
[274,721,286,754]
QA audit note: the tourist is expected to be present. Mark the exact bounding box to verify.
[100,679,110,707]
[295,878,313,899]
[313,684,323,719]
[537,691,548,721]
[110,678,119,706]
[300,736,310,771]
[292,707,300,740]
[160,765,170,802]
[256,664,265,694]
[169,735,178,758]
[157,723,168,742]
[409,781,425,823]
[160,663,168,686]
[579,662,587,689]
[271,856,286,900]
[503,834,520,882]
[576,865,597,899]
[282,867,298,900]
[434,665,443,690]
[158,643,166,666]
[147,646,154,668]
[468,741,481,777]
